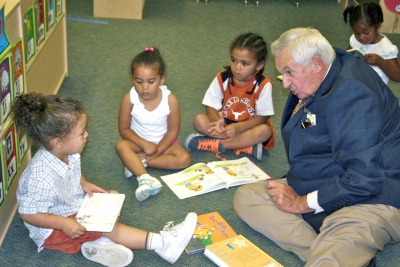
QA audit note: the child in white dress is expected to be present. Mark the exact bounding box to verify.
[343,2,400,84]
[116,47,191,201]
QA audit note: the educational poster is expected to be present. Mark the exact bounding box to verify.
[0,55,12,127]
[36,0,46,46]
[0,149,4,209]
[12,40,26,99]
[56,0,62,18]
[4,123,17,189]
[0,1,10,57]
[16,125,28,169]
[47,0,55,30]
[25,7,36,62]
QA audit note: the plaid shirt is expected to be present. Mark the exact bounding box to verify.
[17,147,85,252]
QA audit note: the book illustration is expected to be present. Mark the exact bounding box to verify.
[0,0,10,57]
[204,235,283,267]
[0,55,12,127]
[47,0,55,30]
[25,7,36,62]
[0,149,4,209]
[56,0,62,18]
[76,193,125,232]
[36,0,45,45]
[16,125,28,168]
[12,40,25,99]
[185,212,237,255]
[347,48,364,59]
[161,157,270,199]
[4,123,17,189]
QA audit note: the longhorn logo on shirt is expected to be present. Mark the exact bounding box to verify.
[222,96,254,121]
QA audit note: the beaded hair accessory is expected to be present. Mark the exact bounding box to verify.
[144,47,154,52]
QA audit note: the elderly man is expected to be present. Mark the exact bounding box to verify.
[234,27,400,267]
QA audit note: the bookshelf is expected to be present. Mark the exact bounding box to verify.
[0,0,67,247]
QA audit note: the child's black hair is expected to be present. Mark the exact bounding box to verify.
[131,47,166,77]
[12,92,87,150]
[343,2,383,27]
[224,33,267,95]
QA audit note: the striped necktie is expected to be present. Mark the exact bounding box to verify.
[291,98,310,118]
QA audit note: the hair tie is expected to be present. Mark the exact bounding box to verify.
[144,47,154,52]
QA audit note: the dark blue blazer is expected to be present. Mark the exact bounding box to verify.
[281,48,400,231]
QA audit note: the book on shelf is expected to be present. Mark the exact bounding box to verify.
[204,234,283,267]
[161,157,270,200]
[76,193,125,232]
[185,211,237,255]
[347,48,364,59]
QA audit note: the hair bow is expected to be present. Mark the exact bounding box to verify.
[144,47,154,52]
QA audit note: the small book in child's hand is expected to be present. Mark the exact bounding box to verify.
[161,157,271,199]
[347,48,364,59]
[76,193,125,232]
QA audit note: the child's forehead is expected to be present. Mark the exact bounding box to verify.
[231,48,256,60]
[134,65,159,73]
[133,65,162,78]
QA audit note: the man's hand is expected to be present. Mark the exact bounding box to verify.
[267,180,314,214]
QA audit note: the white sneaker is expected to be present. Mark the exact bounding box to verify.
[124,160,147,178]
[155,212,197,264]
[135,174,163,201]
[124,167,133,178]
[81,237,133,267]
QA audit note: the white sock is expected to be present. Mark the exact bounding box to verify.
[147,232,163,250]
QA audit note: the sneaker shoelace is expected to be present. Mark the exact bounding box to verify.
[163,221,178,237]
[198,138,232,160]
[235,146,253,156]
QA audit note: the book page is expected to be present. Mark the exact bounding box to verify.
[207,157,270,188]
[161,163,227,199]
[76,193,125,232]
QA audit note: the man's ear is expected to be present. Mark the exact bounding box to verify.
[312,56,324,72]
[50,137,64,149]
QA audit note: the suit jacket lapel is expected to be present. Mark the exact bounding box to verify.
[280,54,343,156]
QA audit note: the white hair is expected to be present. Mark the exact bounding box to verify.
[271,27,336,66]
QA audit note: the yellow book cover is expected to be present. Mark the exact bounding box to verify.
[185,211,237,255]
[204,234,283,267]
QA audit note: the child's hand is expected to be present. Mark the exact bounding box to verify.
[143,142,158,156]
[61,217,87,239]
[224,123,240,138]
[363,53,383,67]
[81,177,107,197]
[208,111,226,136]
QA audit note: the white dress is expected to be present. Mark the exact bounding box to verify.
[350,34,398,84]
[130,85,171,144]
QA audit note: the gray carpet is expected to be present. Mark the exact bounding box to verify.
[1,0,400,266]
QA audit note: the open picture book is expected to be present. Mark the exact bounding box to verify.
[161,157,270,199]
[76,193,125,232]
